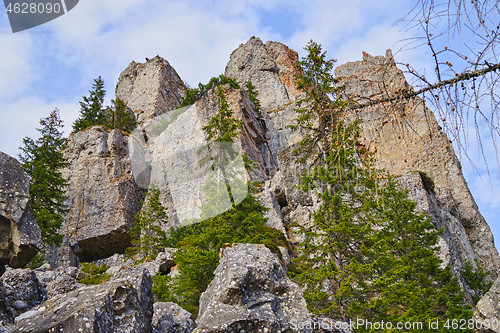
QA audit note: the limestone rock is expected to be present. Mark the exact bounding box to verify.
[116,55,186,128]
[335,51,500,277]
[153,302,196,333]
[225,36,305,165]
[0,152,43,268]
[55,126,143,264]
[0,267,46,323]
[12,267,153,333]
[474,276,500,333]
[194,243,341,333]
[141,85,269,228]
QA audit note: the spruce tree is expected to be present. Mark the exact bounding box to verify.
[288,41,472,331]
[72,76,107,133]
[105,98,137,134]
[198,86,243,206]
[126,186,168,260]
[19,109,68,246]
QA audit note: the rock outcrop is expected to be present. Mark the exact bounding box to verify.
[0,152,42,268]
[13,36,498,333]
[194,243,342,333]
[225,36,305,165]
[335,51,500,277]
[153,302,196,333]
[474,276,500,333]
[53,127,143,265]
[12,266,153,333]
[0,267,45,325]
[116,55,186,128]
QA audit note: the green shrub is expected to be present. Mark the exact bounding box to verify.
[78,263,112,285]
[179,74,240,107]
[153,193,289,318]
[461,260,493,305]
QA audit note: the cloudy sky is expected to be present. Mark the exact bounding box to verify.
[0,0,498,250]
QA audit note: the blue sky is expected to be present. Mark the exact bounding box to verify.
[0,0,498,251]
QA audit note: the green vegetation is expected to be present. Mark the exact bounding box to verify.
[72,77,137,134]
[105,98,137,134]
[78,263,112,285]
[152,82,285,317]
[288,40,472,331]
[19,109,69,246]
[417,171,436,195]
[179,74,240,107]
[461,260,493,305]
[72,76,108,133]
[126,186,169,260]
[245,81,261,115]
[153,192,288,317]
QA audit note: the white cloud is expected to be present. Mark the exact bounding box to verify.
[0,97,79,158]
[0,33,33,99]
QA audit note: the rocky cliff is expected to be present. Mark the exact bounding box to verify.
[1,36,499,332]
[0,153,42,269]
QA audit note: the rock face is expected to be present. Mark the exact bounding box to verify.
[133,84,269,228]
[194,243,339,333]
[225,36,305,166]
[335,51,500,277]
[0,152,42,268]
[474,276,500,333]
[12,267,153,333]
[54,127,143,265]
[116,55,186,128]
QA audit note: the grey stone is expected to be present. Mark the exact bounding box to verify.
[153,302,196,333]
[12,278,150,333]
[194,243,340,333]
[0,267,46,322]
[50,127,144,265]
[116,55,186,129]
[474,276,500,332]
[0,152,43,268]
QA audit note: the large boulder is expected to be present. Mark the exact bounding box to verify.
[0,267,46,324]
[194,243,343,333]
[116,55,186,128]
[12,267,153,333]
[153,302,196,333]
[0,152,42,268]
[52,127,143,265]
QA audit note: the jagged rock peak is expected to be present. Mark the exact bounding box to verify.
[335,50,500,277]
[116,55,186,128]
[225,36,303,111]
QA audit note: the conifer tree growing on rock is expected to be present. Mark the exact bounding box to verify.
[289,40,472,331]
[72,76,107,133]
[105,98,137,134]
[126,185,168,260]
[19,109,68,246]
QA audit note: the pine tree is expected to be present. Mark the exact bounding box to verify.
[19,109,68,246]
[244,81,261,115]
[126,186,168,260]
[198,86,243,206]
[288,41,472,331]
[105,98,137,134]
[72,76,107,133]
